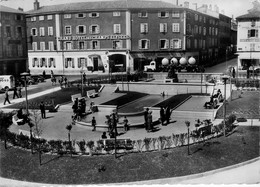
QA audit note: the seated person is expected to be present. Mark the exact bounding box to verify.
[204,96,214,108]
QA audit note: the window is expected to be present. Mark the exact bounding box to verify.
[250,43,256,51]
[187,24,191,33]
[138,39,150,49]
[39,27,45,36]
[17,45,23,56]
[113,24,121,34]
[195,14,198,21]
[32,42,37,50]
[209,27,211,35]
[48,58,55,68]
[89,25,100,34]
[215,28,218,35]
[64,42,72,50]
[78,41,86,50]
[40,58,47,67]
[39,16,44,21]
[170,39,181,49]
[113,12,120,16]
[160,23,167,33]
[90,40,100,49]
[204,17,206,23]
[76,13,86,18]
[16,14,23,21]
[16,26,22,37]
[194,25,198,34]
[65,58,74,68]
[194,39,198,48]
[78,58,86,68]
[158,11,169,18]
[89,12,99,18]
[172,23,180,32]
[187,38,191,49]
[32,58,38,67]
[203,27,206,35]
[199,15,202,22]
[76,25,86,34]
[31,28,37,36]
[159,39,169,49]
[212,28,215,36]
[49,41,54,51]
[31,16,36,21]
[40,42,45,51]
[172,11,180,17]
[138,11,148,17]
[65,26,72,35]
[48,27,53,36]
[112,40,122,49]
[47,15,53,20]
[248,29,259,38]
[6,26,11,37]
[64,14,71,19]
[199,26,202,34]
[140,23,148,33]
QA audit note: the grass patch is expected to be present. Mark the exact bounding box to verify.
[5,86,100,110]
[0,126,259,184]
[101,91,148,107]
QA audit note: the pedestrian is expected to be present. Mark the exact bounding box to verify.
[144,108,149,130]
[232,67,236,78]
[39,101,46,119]
[147,111,153,132]
[13,86,19,99]
[101,132,107,139]
[83,72,86,83]
[123,116,129,132]
[3,88,11,105]
[160,107,165,126]
[72,98,78,114]
[42,70,46,79]
[92,116,96,131]
[165,106,171,125]
[64,76,68,88]
[111,112,118,136]
[18,86,22,98]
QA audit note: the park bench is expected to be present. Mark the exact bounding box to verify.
[71,93,82,102]
[99,138,133,151]
[86,89,99,98]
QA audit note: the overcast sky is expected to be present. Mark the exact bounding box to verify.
[0,0,254,18]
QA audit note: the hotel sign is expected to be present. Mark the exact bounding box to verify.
[240,38,260,42]
[57,35,130,41]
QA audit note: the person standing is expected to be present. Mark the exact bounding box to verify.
[18,85,22,98]
[123,116,129,132]
[232,67,236,78]
[39,101,46,119]
[147,111,153,132]
[92,116,96,131]
[13,86,19,99]
[160,107,165,126]
[42,70,46,79]
[165,106,171,125]
[144,108,149,130]
[3,88,11,105]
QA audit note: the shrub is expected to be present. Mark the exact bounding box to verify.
[143,137,151,151]
[77,140,86,153]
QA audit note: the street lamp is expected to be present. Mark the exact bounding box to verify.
[185,120,190,155]
[222,75,229,137]
[20,72,30,115]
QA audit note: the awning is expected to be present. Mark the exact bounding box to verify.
[156,52,184,58]
[130,52,156,59]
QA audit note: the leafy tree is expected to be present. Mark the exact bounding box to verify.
[0,110,15,149]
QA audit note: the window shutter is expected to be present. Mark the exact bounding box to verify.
[85,58,88,67]
[178,40,182,49]
[89,26,92,34]
[165,23,167,32]
[160,24,163,32]
[256,30,259,37]
[42,28,45,36]
[78,58,81,68]
[166,40,169,49]
[138,13,141,17]
[248,30,250,38]
[97,41,100,49]
[76,26,79,34]
[113,24,116,33]
[118,24,121,33]
[97,26,100,34]
[170,39,173,49]
[147,40,150,49]
[89,13,92,17]
[97,13,100,17]
[140,24,144,33]
[72,58,75,68]
[158,12,161,17]
[138,40,142,49]
[166,12,169,17]
[146,24,148,33]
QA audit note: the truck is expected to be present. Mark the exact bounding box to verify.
[144,61,156,72]
[0,75,15,91]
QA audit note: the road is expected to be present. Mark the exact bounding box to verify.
[205,57,238,73]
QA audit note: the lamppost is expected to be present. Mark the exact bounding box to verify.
[185,120,190,155]
[80,69,84,97]
[222,75,229,137]
[20,72,30,115]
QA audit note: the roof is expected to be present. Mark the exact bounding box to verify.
[236,11,260,20]
[26,0,181,15]
[0,5,25,14]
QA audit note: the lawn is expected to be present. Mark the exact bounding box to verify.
[0,126,259,184]
[5,86,100,110]
[216,90,260,119]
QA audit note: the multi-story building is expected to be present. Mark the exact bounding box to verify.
[26,0,221,75]
[236,0,260,78]
[0,5,27,76]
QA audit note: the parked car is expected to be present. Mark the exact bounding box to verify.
[31,75,45,83]
[16,76,37,86]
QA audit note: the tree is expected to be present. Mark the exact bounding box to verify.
[0,111,14,149]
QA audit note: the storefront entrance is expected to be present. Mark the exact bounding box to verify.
[109,54,126,72]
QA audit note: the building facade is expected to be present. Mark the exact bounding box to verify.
[26,0,224,75]
[0,5,27,76]
[236,1,260,78]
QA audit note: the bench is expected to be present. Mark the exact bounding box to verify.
[87,89,99,98]
[71,93,82,102]
[99,138,133,151]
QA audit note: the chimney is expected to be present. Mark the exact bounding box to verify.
[34,0,40,10]
[175,0,179,5]
[184,1,189,8]
[18,7,24,11]
[214,5,219,13]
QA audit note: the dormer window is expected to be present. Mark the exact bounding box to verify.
[138,11,148,18]
[89,12,99,18]
[76,13,86,18]
[158,11,169,18]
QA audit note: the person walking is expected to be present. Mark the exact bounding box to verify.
[160,107,165,126]
[144,108,149,130]
[3,88,11,105]
[123,116,129,132]
[64,76,68,88]
[39,101,46,119]
[92,116,96,131]
[13,86,19,99]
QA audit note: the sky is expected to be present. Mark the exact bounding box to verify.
[0,0,255,18]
